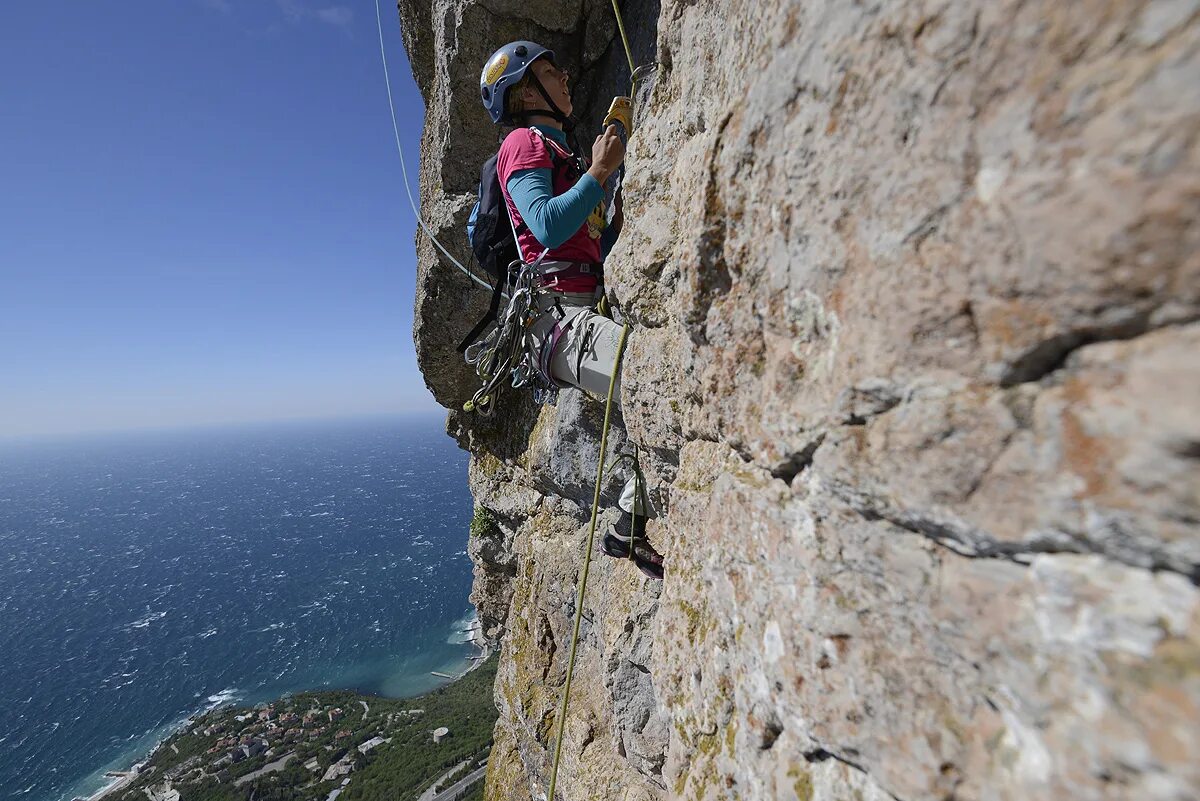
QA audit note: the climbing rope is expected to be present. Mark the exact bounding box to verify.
[611,0,636,76]
[373,0,492,292]
[611,0,656,96]
[546,322,630,801]
[542,5,653,796]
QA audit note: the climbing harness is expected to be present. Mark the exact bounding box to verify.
[545,322,630,801]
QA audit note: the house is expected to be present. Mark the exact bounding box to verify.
[328,708,344,722]
[357,737,389,755]
[322,758,354,783]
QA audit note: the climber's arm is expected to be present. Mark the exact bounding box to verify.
[506,168,603,249]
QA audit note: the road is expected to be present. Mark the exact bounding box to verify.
[429,766,486,801]
[234,753,294,786]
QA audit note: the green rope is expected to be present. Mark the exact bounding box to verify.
[610,0,637,76]
[546,322,629,801]
[610,0,643,97]
[544,7,643,796]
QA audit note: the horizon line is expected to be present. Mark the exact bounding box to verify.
[0,408,448,447]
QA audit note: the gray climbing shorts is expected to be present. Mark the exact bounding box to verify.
[529,290,624,399]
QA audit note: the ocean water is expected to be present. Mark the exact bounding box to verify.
[0,415,477,801]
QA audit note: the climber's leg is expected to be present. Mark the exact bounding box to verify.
[549,308,624,398]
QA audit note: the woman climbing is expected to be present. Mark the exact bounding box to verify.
[478,40,663,580]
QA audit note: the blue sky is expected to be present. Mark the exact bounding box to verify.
[0,1,439,438]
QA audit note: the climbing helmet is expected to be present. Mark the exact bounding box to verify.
[479,41,556,124]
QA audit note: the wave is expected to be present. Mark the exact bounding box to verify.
[204,687,241,709]
[121,610,167,632]
[445,609,480,645]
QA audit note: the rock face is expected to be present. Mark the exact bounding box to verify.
[397,1,1200,799]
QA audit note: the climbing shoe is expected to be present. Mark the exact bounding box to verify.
[601,531,664,581]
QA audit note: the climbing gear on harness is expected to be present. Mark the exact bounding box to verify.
[480,41,575,130]
[462,249,564,414]
[546,322,630,801]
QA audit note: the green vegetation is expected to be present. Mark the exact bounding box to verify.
[107,656,498,801]
[469,506,497,539]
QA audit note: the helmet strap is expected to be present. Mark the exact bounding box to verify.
[524,71,576,132]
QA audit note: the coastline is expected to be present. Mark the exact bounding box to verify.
[461,611,492,674]
[81,765,144,801]
[76,612,488,801]
[75,654,500,801]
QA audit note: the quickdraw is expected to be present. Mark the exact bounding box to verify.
[462,249,560,415]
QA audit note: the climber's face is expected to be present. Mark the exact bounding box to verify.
[525,57,573,118]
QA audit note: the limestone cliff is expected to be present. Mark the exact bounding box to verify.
[397,1,1200,799]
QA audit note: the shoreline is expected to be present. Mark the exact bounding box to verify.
[461,611,491,675]
[76,688,234,801]
[77,612,488,801]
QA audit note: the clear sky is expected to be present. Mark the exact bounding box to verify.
[0,1,439,439]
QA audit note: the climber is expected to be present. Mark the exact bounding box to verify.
[478,40,663,580]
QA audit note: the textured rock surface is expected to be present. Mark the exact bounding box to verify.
[398,0,1200,799]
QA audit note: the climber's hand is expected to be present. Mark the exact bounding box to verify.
[588,124,626,184]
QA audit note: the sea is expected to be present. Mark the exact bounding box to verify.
[0,414,478,801]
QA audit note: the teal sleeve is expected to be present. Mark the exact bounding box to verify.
[506,168,604,250]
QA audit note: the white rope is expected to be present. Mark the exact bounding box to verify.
[374,0,491,291]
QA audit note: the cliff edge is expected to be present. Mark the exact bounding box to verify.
[398,1,1200,799]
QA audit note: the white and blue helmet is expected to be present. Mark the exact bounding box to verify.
[479,41,558,125]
